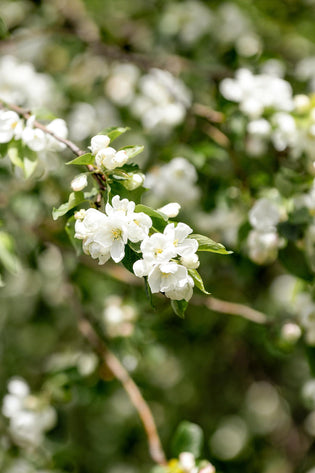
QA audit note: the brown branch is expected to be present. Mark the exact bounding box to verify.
[193,295,268,324]
[192,103,224,124]
[78,316,167,466]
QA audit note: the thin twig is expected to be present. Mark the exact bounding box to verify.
[193,295,268,324]
[78,316,167,466]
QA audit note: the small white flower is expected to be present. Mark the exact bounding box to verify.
[164,222,199,257]
[0,110,23,143]
[148,262,194,301]
[127,212,152,243]
[90,134,111,154]
[71,174,88,192]
[22,116,47,151]
[106,195,135,217]
[140,232,177,265]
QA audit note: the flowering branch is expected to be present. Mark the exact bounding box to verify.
[78,316,167,466]
[0,100,107,191]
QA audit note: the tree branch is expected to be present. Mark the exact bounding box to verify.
[78,316,167,466]
[193,295,268,324]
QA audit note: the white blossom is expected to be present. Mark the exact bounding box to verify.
[220,68,294,118]
[148,262,194,301]
[249,198,280,233]
[2,377,56,448]
[0,110,23,143]
[75,196,152,265]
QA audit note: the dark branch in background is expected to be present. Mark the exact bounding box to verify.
[78,316,167,465]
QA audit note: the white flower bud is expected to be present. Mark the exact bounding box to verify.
[90,134,110,154]
[180,253,200,269]
[71,174,88,192]
[123,173,145,190]
[280,323,302,344]
[158,202,181,218]
[179,452,195,472]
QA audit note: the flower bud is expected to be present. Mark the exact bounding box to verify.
[90,134,110,154]
[123,172,145,190]
[180,253,200,269]
[71,174,88,192]
[280,322,302,344]
[158,202,181,218]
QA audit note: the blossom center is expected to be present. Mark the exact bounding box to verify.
[112,228,122,240]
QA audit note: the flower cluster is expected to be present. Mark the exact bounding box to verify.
[0,111,68,152]
[220,68,294,118]
[0,55,57,109]
[74,193,200,302]
[247,198,284,264]
[2,377,56,448]
[74,195,152,264]
[131,68,192,132]
[89,134,129,171]
[154,452,215,473]
[133,222,199,301]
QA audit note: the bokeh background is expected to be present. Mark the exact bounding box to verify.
[2,0,315,472]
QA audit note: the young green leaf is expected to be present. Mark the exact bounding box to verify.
[172,421,204,457]
[189,234,232,254]
[0,232,21,273]
[120,145,144,160]
[171,299,188,318]
[8,142,38,179]
[52,192,86,220]
[99,126,130,142]
[66,153,95,166]
[188,269,210,295]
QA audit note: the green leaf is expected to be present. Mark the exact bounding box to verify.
[171,299,188,318]
[99,127,130,142]
[0,142,9,158]
[189,234,232,254]
[66,153,95,166]
[0,232,21,273]
[0,17,8,39]
[8,142,38,178]
[0,273,4,287]
[135,204,168,232]
[120,145,144,160]
[52,192,86,220]
[65,216,82,256]
[122,244,141,273]
[188,269,210,295]
[172,421,204,457]
[279,242,313,282]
